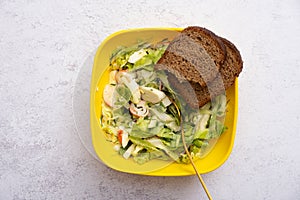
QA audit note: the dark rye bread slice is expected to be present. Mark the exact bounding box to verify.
[168,38,243,108]
[185,37,243,108]
[155,27,243,108]
[155,26,226,87]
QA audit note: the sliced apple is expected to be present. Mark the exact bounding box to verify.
[103,84,116,107]
[140,86,166,104]
[128,49,147,63]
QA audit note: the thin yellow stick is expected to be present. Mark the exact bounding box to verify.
[181,129,213,200]
[174,102,213,200]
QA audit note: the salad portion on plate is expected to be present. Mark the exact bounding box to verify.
[100,40,227,165]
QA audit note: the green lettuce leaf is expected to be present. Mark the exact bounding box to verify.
[130,119,163,138]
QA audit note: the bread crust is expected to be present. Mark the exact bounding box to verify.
[155,26,243,108]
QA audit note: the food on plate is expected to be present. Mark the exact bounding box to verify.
[99,26,241,164]
[99,26,243,164]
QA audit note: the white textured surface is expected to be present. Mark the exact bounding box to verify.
[1,0,300,199]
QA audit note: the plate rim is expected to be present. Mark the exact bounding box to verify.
[90,27,238,176]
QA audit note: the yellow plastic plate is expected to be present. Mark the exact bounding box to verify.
[90,28,238,176]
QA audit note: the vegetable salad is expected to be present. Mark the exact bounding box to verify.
[100,40,227,164]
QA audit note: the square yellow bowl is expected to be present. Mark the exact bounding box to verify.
[90,28,238,176]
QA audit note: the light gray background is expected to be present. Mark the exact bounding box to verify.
[1,0,300,199]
